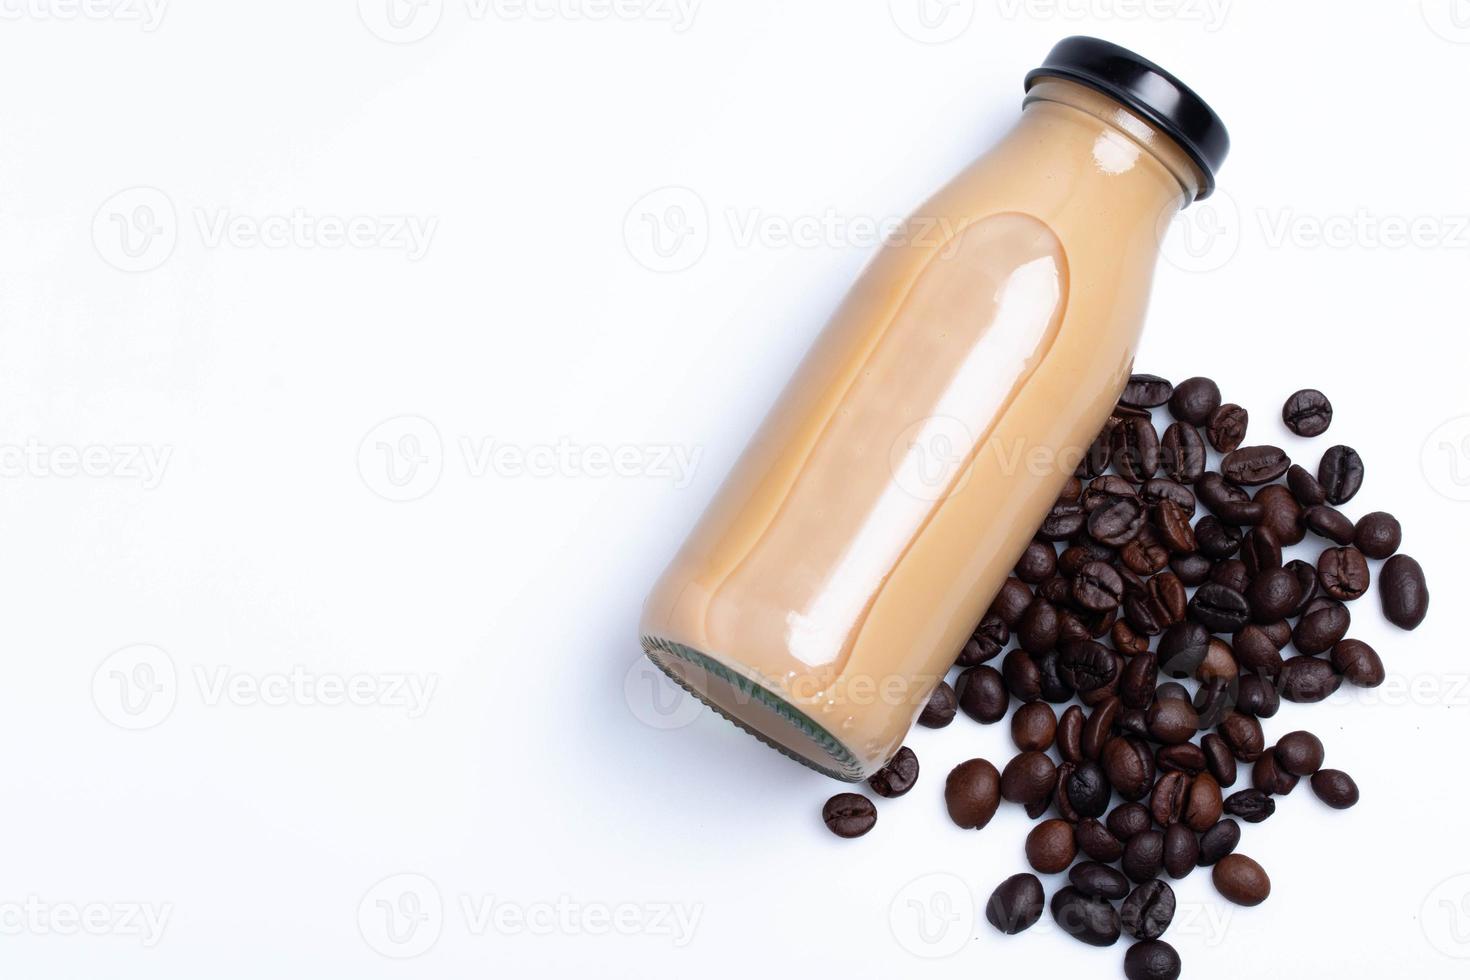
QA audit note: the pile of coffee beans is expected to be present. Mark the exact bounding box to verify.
[821,378,1429,979]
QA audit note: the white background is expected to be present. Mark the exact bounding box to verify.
[2,1,1468,977]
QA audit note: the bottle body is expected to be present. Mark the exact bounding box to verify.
[640,79,1202,780]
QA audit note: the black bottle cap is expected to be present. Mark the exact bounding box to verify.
[1024,36,1229,200]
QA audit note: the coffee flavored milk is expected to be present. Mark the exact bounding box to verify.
[640,38,1230,780]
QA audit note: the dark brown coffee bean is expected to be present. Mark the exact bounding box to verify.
[867,746,920,798]
[1017,599,1061,654]
[1254,484,1306,546]
[1251,751,1298,796]
[1078,424,1116,479]
[1122,830,1165,883]
[1293,597,1350,655]
[1280,655,1343,703]
[1240,525,1282,578]
[1207,403,1248,453]
[1247,566,1301,623]
[1286,463,1327,506]
[1083,474,1140,512]
[956,665,1009,722]
[1235,675,1280,719]
[1089,496,1146,547]
[1183,772,1223,832]
[1261,617,1294,648]
[1274,731,1324,776]
[1082,697,1121,760]
[1193,516,1241,561]
[1213,853,1270,906]
[1155,682,1191,702]
[822,793,877,838]
[986,873,1045,935]
[1150,771,1188,826]
[1193,676,1240,730]
[1283,389,1332,436]
[1143,478,1198,517]
[944,759,1001,829]
[1074,561,1124,612]
[1050,885,1122,948]
[1026,818,1078,873]
[1354,511,1402,560]
[1149,500,1194,556]
[1169,376,1221,425]
[1197,818,1240,866]
[1057,704,1085,763]
[1197,472,1263,525]
[1211,558,1250,595]
[989,577,1034,628]
[1310,769,1360,809]
[1157,743,1207,775]
[1120,526,1172,577]
[1304,505,1355,545]
[1071,861,1131,901]
[1118,653,1158,710]
[1201,733,1238,787]
[1380,554,1429,630]
[1001,650,1043,703]
[1015,540,1058,584]
[1059,640,1118,693]
[1223,789,1276,823]
[1318,545,1370,601]
[1001,751,1058,807]
[1163,823,1199,879]
[1221,445,1290,486]
[1035,649,1077,703]
[1124,939,1182,980]
[1064,762,1111,819]
[1103,736,1156,801]
[1112,416,1161,483]
[1011,701,1056,751]
[1331,638,1385,687]
[1038,499,1086,541]
[1121,373,1173,408]
[1076,818,1126,862]
[958,613,1009,667]
[1169,552,1212,586]
[1282,559,1319,617]
[1218,712,1265,762]
[1147,697,1199,745]
[1159,422,1206,483]
[1318,445,1364,505]
[918,681,957,728]
[1189,582,1250,633]
[1121,879,1176,940]
[1113,620,1151,656]
[1109,802,1153,841]
[1157,622,1209,679]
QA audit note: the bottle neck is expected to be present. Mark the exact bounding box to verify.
[1020,78,1205,215]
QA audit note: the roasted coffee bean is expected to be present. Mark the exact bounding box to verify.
[1059,640,1118,693]
[1213,853,1270,906]
[1001,650,1043,703]
[1055,611,1091,646]
[1223,789,1276,823]
[1221,445,1290,486]
[1112,416,1162,483]
[1011,701,1057,751]
[1147,697,1200,745]
[1120,526,1172,577]
[1015,540,1058,584]
[1155,681,1190,702]
[1053,761,1082,822]
[1183,772,1223,831]
[1198,819,1241,866]
[1113,620,1151,656]
[1051,886,1122,948]
[1118,654,1159,711]
[1150,770,1188,826]
[1160,422,1206,483]
[1039,500,1087,541]
[1354,511,1402,559]
[1089,496,1146,547]
[1189,583,1251,633]
[1169,376,1221,425]
[1152,499,1196,555]
[1123,830,1166,884]
[1017,599,1061,654]
[1109,802,1153,841]
[1157,743,1207,775]
[1318,545,1370,601]
[822,793,877,838]
[1079,423,1116,478]
[1169,552,1212,586]
[1310,769,1360,809]
[1305,505,1355,545]
[986,873,1045,935]
[1280,655,1343,703]
[1251,751,1298,796]
[1034,650,1077,703]
[1158,622,1210,679]
[1122,373,1174,408]
[1255,484,1306,546]
[958,613,1009,667]
[1380,554,1429,630]
[957,665,1010,723]
[1283,388,1333,436]
[1072,861,1132,901]
[990,577,1034,627]
[1151,574,1189,627]
[1082,697,1121,760]
[1001,751,1059,807]
[1210,558,1251,595]
[1120,706,1151,739]
[1124,939,1182,980]
[1235,675,1280,719]
[1074,561,1125,612]
[1076,818,1126,863]
[1103,736,1156,801]
[1193,639,1235,686]
[1201,733,1238,787]
[1218,712,1265,762]
[1121,879,1176,940]
[1207,403,1249,453]
[868,746,920,798]
[1247,566,1301,623]
[944,759,1001,829]
[1163,823,1199,879]
[1240,525,1282,578]
[1284,559,1320,616]
[1064,762,1111,819]
[1197,472,1263,525]
[1143,478,1198,517]
[1026,818,1078,874]
[1193,677,1240,730]
[1293,597,1351,655]
[1318,445,1364,504]
[918,681,958,728]
[1057,705,1085,763]
[1287,463,1327,506]
[1083,475,1140,512]
[1331,638,1385,687]
[1261,618,1294,648]
[1275,731,1325,776]
[1194,516,1242,559]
